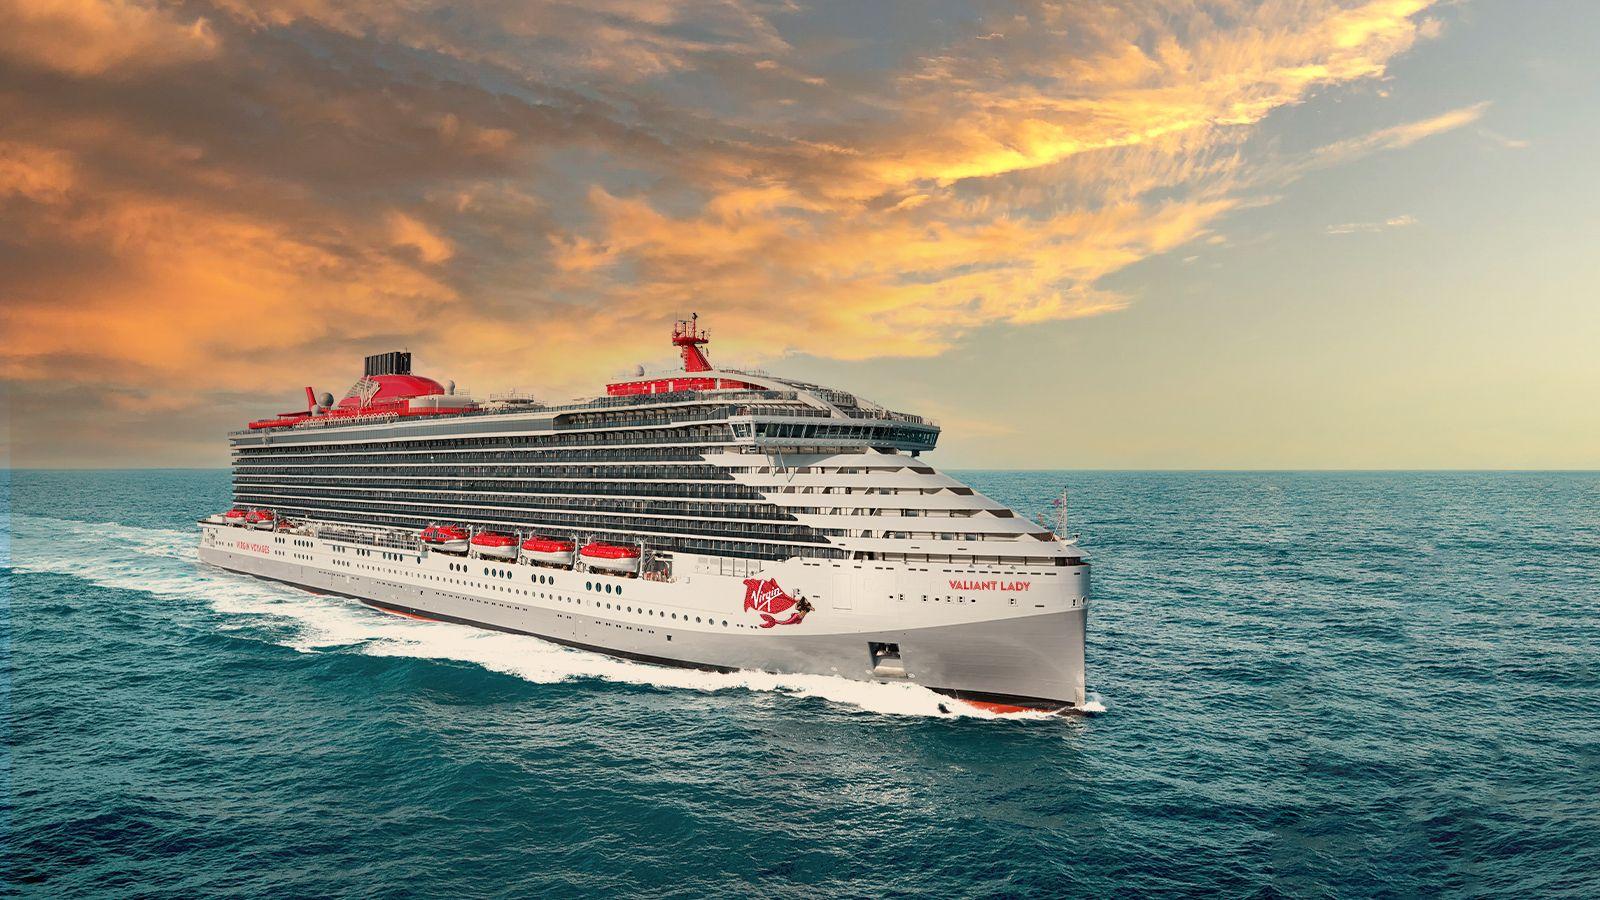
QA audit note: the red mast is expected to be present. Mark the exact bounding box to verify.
[672,313,712,372]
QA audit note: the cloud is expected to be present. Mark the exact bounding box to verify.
[387,211,454,264]
[0,0,218,76]
[0,0,1460,462]
[1479,127,1531,149]
[1269,102,1490,185]
[1325,213,1419,235]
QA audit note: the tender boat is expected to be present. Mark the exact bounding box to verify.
[420,524,469,553]
[520,537,575,567]
[580,542,640,575]
[224,508,249,526]
[470,532,518,560]
[246,509,277,530]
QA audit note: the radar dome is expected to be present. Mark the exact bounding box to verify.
[634,364,646,377]
[318,391,335,409]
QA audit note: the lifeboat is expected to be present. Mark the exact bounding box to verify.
[420,524,469,553]
[580,542,640,575]
[470,531,517,560]
[520,537,575,567]
[223,508,248,526]
[246,509,277,530]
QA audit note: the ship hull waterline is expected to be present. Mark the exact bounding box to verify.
[199,539,1088,715]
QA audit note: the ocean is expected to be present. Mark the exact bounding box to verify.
[4,469,1598,897]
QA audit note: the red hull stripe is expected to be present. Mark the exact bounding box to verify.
[373,606,441,622]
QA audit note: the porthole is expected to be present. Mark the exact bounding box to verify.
[586,581,593,591]
[616,587,623,598]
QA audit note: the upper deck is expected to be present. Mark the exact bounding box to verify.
[233,319,940,456]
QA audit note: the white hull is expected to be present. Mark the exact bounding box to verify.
[198,523,1088,710]
[425,540,468,554]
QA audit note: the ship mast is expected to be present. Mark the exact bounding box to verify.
[672,313,712,372]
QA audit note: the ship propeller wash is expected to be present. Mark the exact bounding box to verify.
[198,317,1090,713]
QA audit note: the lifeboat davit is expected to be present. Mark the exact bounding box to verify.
[420,524,468,553]
[246,509,277,530]
[580,542,640,574]
[223,509,248,526]
[470,531,517,560]
[520,537,575,567]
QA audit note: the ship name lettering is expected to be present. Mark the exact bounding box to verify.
[947,579,1030,592]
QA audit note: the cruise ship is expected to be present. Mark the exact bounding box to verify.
[197,318,1090,713]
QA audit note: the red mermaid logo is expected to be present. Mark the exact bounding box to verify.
[742,578,813,628]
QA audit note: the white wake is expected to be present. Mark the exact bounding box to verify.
[7,514,1073,720]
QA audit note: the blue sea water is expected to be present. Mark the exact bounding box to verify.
[4,469,1599,897]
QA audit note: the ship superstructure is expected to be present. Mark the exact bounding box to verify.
[199,318,1089,713]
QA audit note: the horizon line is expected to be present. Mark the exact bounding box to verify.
[4,466,1597,474]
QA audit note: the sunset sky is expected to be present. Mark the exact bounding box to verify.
[1,0,1594,468]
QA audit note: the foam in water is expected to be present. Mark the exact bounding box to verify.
[8,514,1074,720]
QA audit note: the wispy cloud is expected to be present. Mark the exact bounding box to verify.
[1326,214,1419,235]
[0,0,1462,461]
[1479,127,1531,149]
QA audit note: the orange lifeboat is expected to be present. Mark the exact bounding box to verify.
[580,542,640,575]
[470,531,517,560]
[520,537,575,567]
[420,524,469,553]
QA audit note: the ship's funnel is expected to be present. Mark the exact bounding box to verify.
[364,351,412,377]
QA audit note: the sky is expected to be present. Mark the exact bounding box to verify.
[0,0,1595,468]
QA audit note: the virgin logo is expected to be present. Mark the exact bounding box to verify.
[742,578,811,628]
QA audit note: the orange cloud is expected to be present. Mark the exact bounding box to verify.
[386,211,454,264]
[0,0,218,76]
[0,0,1472,463]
